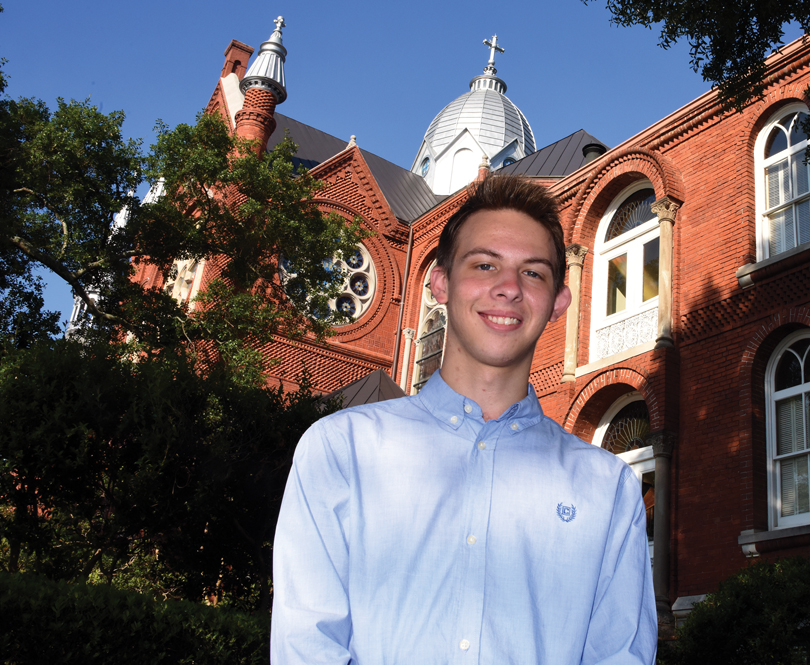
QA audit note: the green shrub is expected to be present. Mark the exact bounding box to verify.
[0,572,269,664]
[659,557,810,665]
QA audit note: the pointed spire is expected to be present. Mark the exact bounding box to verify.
[240,16,288,103]
[469,32,507,94]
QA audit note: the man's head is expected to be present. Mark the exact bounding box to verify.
[435,174,566,293]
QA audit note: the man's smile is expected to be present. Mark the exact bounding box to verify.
[481,313,521,326]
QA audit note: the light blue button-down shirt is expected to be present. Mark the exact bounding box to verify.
[271,371,657,664]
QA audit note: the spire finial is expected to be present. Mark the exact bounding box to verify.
[274,16,286,33]
[482,34,504,75]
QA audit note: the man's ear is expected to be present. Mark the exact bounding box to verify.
[430,264,449,305]
[549,285,572,323]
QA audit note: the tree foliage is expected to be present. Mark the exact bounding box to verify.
[1,64,364,381]
[658,557,810,665]
[0,339,340,611]
[585,0,810,111]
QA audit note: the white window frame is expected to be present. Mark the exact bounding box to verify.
[766,329,810,530]
[590,181,660,363]
[754,102,810,261]
[411,260,447,394]
[593,391,655,562]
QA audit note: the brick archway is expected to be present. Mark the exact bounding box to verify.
[567,148,685,249]
[737,308,810,531]
[565,367,660,444]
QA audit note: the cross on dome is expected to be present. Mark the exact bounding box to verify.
[274,16,286,33]
[483,34,504,74]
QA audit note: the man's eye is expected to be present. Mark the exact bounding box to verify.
[477,263,494,271]
[525,270,543,279]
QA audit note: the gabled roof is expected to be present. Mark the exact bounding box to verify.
[268,112,443,223]
[499,129,608,178]
[322,368,406,408]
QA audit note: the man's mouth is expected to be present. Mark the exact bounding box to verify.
[484,314,521,325]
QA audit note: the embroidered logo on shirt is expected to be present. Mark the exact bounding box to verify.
[556,503,577,523]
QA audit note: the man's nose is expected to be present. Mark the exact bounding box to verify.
[493,268,522,300]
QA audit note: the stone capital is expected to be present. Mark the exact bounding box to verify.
[403,328,416,340]
[646,430,677,458]
[650,196,680,225]
[565,243,588,268]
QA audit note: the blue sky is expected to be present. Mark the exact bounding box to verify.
[2,0,804,327]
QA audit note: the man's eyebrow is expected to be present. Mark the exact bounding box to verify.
[460,247,554,268]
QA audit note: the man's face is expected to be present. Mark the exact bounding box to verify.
[430,208,571,377]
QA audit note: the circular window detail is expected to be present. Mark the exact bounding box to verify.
[420,157,430,177]
[335,295,357,317]
[280,243,377,325]
[602,400,650,454]
[502,157,516,167]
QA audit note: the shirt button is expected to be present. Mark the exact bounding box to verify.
[466,535,477,545]
[510,422,519,431]
[478,441,486,450]
[450,416,458,424]
[459,639,470,651]
[464,404,472,413]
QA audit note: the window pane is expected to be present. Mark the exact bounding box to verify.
[781,455,810,517]
[776,395,805,456]
[791,112,810,145]
[776,350,803,390]
[767,158,790,208]
[769,208,794,256]
[797,200,810,246]
[606,254,627,315]
[766,126,788,158]
[642,238,659,301]
[602,400,650,455]
[605,189,656,241]
[794,155,810,198]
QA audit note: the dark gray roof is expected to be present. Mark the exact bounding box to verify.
[322,368,406,408]
[498,129,609,178]
[268,112,443,223]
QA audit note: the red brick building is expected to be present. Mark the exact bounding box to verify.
[169,20,810,632]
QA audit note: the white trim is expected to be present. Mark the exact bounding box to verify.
[575,340,656,378]
[589,181,660,363]
[754,102,810,261]
[765,328,810,530]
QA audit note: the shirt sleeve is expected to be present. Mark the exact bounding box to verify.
[270,421,353,665]
[580,465,658,664]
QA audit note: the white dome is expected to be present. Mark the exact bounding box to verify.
[424,87,535,158]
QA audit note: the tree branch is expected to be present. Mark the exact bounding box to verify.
[7,234,140,332]
[13,187,70,258]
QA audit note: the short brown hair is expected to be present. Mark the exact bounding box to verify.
[435,174,566,292]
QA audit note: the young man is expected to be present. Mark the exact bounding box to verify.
[271,175,657,664]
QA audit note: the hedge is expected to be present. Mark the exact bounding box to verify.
[0,573,269,664]
[658,556,810,665]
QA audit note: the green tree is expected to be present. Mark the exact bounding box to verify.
[0,339,338,611]
[584,0,810,111]
[1,91,363,381]
[659,557,810,665]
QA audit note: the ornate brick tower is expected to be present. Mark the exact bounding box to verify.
[234,16,288,153]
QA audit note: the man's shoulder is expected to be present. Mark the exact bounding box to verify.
[534,415,634,482]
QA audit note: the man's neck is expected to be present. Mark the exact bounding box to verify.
[439,362,530,421]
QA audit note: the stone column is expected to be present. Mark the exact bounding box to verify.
[648,429,677,639]
[650,197,679,349]
[562,244,588,382]
[399,328,416,393]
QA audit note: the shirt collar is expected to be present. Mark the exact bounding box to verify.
[416,370,545,431]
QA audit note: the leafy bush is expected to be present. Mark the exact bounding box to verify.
[0,572,270,664]
[659,557,810,665]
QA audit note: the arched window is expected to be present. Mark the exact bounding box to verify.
[591,182,660,362]
[767,329,810,529]
[594,392,655,557]
[167,259,202,305]
[280,244,376,325]
[755,104,810,260]
[411,260,446,394]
